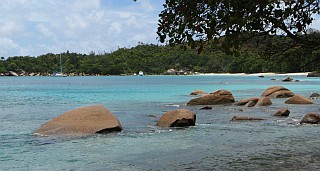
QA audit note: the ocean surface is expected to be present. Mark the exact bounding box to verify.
[0,75,319,170]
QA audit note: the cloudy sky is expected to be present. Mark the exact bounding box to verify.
[1,1,320,58]
[0,0,164,58]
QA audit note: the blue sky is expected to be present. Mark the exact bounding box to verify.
[0,0,164,58]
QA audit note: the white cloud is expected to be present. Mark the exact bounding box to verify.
[0,0,164,58]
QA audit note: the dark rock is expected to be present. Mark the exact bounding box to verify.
[310,93,320,98]
[261,86,294,98]
[307,72,320,77]
[258,75,264,78]
[300,113,320,124]
[187,89,235,105]
[285,95,314,104]
[231,115,265,121]
[282,77,293,82]
[274,108,290,117]
[156,109,196,127]
[199,106,212,110]
[147,114,157,118]
[34,105,122,137]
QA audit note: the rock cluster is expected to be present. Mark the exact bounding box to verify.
[187,89,235,105]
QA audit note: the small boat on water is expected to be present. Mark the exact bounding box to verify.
[52,54,67,77]
[139,71,144,76]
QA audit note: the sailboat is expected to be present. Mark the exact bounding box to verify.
[52,54,67,77]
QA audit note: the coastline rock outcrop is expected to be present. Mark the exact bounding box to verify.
[261,86,294,98]
[187,89,235,105]
[231,115,265,121]
[234,97,271,107]
[156,109,196,127]
[300,113,320,124]
[8,71,19,76]
[274,108,290,117]
[285,95,314,104]
[34,105,122,137]
[307,72,320,77]
[310,93,320,98]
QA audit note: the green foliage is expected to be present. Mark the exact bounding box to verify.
[157,0,320,53]
[1,34,320,75]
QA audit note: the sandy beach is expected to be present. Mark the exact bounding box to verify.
[196,72,310,76]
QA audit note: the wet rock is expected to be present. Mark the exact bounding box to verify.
[261,86,294,98]
[147,114,157,118]
[190,89,208,96]
[274,108,290,117]
[187,89,235,105]
[234,97,260,106]
[199,106,212,110]
[282,77,293,82]
[34,105,122,137]
[285,95,314,104]
[231,115,265,121]
[300,113,320,124]
[310,93,320,98]
[255,97,272,106]
[245,101,256,107]
[156,109,196,127]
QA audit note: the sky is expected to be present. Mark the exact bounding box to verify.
[0,0,164,58]
[0,1,320,58]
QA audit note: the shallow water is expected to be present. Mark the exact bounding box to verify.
[0,75,319,170]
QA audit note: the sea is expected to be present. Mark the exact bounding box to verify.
[0,75,319,171]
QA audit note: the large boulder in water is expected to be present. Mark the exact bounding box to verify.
[34,105,122,137]
[187,89,235,105]
[261,86,294,98]
[300,113,320,124]
[156,109,196,127]
[285,95,314,104]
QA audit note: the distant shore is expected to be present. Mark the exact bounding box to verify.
[196,72,310,76]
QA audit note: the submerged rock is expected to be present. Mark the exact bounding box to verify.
[190,89,208,96]
[156,109,196,127]
[261,86,294,98]
[231,115,265,121]
[282,77,293,82]
[34,105,122,137]
[187,89,235,105]
[199,106,213,110]
[285,95,314,104]
[300,113,320,124]
[274,108,290,117]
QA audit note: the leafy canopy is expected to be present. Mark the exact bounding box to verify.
[157,0,320,53]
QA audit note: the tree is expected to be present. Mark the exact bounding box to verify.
[157,0,320,54]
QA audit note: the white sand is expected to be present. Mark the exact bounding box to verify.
[195,72,310,76]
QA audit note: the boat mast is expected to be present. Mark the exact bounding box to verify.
[60,54,62,73]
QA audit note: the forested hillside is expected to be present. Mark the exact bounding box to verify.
[1,35,319,76]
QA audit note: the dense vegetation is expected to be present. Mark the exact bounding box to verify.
[0,34,319,75]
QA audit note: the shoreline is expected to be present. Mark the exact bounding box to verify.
[196,72,310,76]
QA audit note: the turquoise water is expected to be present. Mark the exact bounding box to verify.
[0,75,319,170]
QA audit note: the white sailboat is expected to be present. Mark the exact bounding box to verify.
[52,54,67,77]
